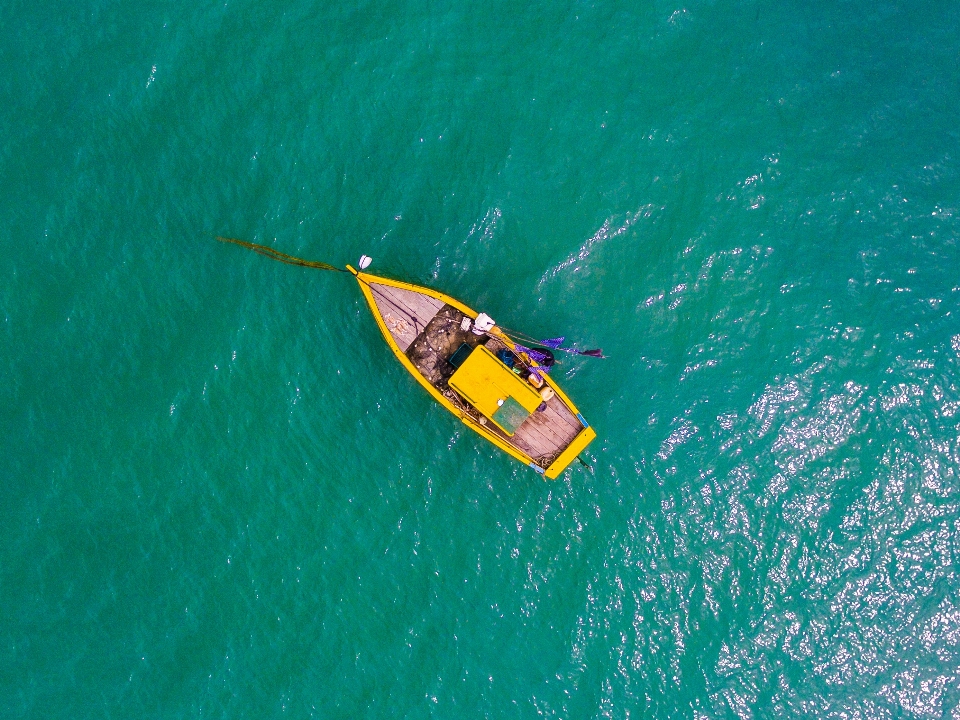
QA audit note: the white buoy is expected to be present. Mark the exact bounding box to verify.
[472,312,495,335]
[358,255,372,270]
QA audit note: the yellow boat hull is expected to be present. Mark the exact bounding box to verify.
[349,266,596,479]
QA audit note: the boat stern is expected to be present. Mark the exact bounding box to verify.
[544,425,597,479]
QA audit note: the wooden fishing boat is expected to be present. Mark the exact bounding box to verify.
[348,263,596,478]
[216,236,597,478]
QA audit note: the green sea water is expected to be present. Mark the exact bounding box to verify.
[4,0,960,717]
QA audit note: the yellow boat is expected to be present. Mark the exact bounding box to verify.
[348,264,596,478]
[217,237,596,478]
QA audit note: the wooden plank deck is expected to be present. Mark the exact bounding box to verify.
[510,395,583,462]
[368,282,444,352]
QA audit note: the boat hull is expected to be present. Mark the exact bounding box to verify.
[349,266,596,478]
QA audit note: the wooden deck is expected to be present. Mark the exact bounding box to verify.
[503,393,583,465]
[367,282,444,352]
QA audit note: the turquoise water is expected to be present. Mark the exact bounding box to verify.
[4,0,960,716]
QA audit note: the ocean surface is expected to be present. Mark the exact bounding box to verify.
[3,0,960,717]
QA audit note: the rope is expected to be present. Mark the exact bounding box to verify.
[497,324,543,346]
[216,236,348,273]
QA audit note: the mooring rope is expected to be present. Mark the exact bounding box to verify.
[216,236,349,273]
